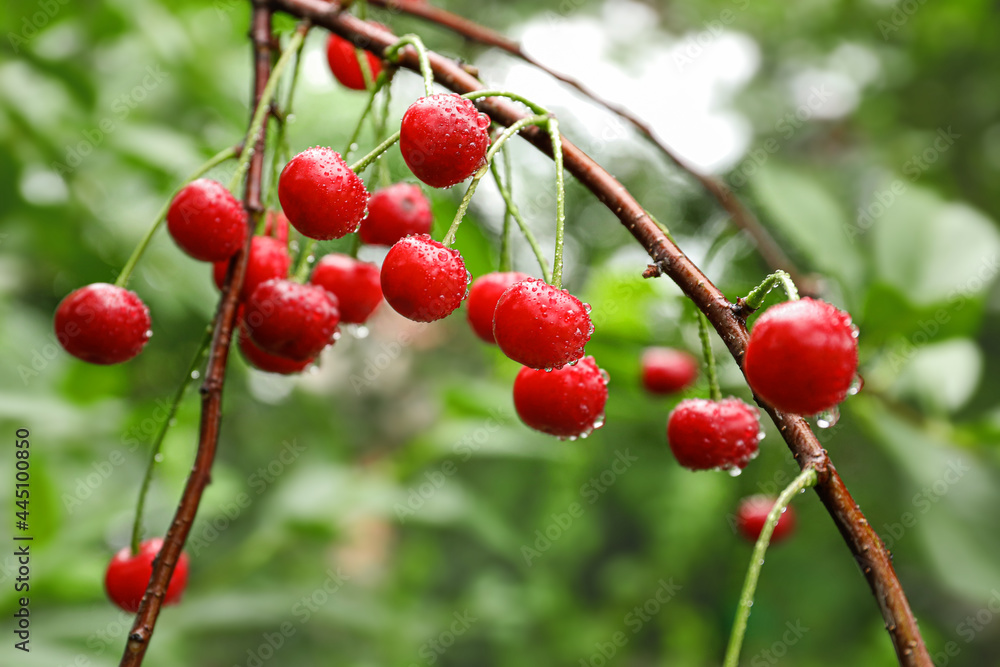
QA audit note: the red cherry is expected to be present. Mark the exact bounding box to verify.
[399,94,491,188]
[54,283,151,365]
[325,30,383,91]
[641,347,699,395]
[237,324,313,375]
[736,495,797,544]
[212,236,291,301]
[310,253,382,324]
[166,179,247,262]
[493,278,593,370]
[243,279,340,361]
[104,538,189,613]
[278,147,368,241]
[744,298,859,415]
[262,209,290,244]
[466,271,530,344]
[513,356,609,438]
[667,398,761,472]
[359,183,433,246]
[380,234,469,322]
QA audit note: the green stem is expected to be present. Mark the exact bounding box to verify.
[343,71,389,161]
[348,233,362,259]
[265,27,309,212]
[497,147,513,273]
[462,90,550,116]
[114,146,238,288]
[489,157,552,283]
[293,238,316,282]
[130,328,213,555]
[723,466,818,667]
[384,35,434,97]
[548,118,566,289]
[698,312,722,402]
[743,270,799,310]
[349,130,401,173]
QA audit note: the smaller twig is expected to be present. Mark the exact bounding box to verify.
[384,34,434,96]
[735,269,799,319]
[697,312,722,402]
[489,158,551,282]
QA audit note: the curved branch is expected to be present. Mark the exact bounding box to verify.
[266,2,930,664]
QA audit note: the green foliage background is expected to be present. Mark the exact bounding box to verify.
[2,0,1000,665]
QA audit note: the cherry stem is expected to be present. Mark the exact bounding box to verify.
[548,117,566,289]
[343,71,390,162]
[348,129,401,173]
[129,327,213,556]
[697,312,722,402]
[743,269,800,311]
[264,23,310,217]
[497,147,513,273]
[228,26,307,194]
[384,34,434,97]
[723,466,818,667]
[442,114,548,248]
[489,155,552,283]
[114,145,238,289]
[463,90,550,116]
[292,239,316,282]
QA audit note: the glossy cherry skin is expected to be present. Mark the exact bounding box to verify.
[262,209,290,244]
[744,298,859,415]
[326,30,383,91]
[104,538,189,613]
[359,183,433,246]
[166,178,247,262]
[641,347,699,395]
[736,495,797,544]
[54,283,152,365]
[666,398,761,472]
[399,94,491,188]
[380,235,469,322]
[212,236,291,301]
[310,253,382,324]
[238,324,314,375]
[466,271,530,344]
[493,278,592,370]
[243,279,341,361]
[513,356,608,438]
[278,147,368,241]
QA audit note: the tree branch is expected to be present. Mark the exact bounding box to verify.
[265,2,930,664]
[117,4,274,666]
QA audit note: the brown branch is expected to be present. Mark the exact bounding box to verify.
[369,0,818,296]
[266,2,930,664]
[116,4,274,666]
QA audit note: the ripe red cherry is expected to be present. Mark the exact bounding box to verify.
[744,298,859,415]
[641,347,699,395]
[278,147,368,240]
[326,31,383,91]
[262,209,290,243]
[513,356,609,438]
[212,236,291,301]
[310,253,382,324]
[54,283,152,365]
[466,271,529,344]
[104,538,189,613]
[380,235,469,322]
[399,94,491,188]
[736,495,797,544]
[238,324,313,375]
[243,279,340,361]
[166,179,247,262]
[667,398,761,472]
[359,183,433,246]
[493,278,593,370]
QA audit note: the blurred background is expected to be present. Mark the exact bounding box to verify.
[2,0,1000,665]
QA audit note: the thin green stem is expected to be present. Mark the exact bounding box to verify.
[489,157,551,283]
[698,312,722,402]
[130,328,213,555]
[348,233,362,259]
[497,147,513,272]
[743,270,799,310]
[349,130,401,173]
[723,466,818,667]
[462,90,550,116]
[114,146,238,288]
[343,71,389,161]
[384,35,434,97]
[548,117,566,289]
[293,238,316,282]
[265,27,309,211]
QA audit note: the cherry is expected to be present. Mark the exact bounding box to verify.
[513,356,608,438]
[243,279,340,361]
[466,271,530,344]
[104,538,189,613]
[166,179,247,262]
[325,30,383,91]
[399,93,491,188]
[736,495,797,544]
[493,278,593,370]
[641,347,699,395]
[212,235,291,301]
[310,253,382,324]
[54,283,152,365]
[380,234,469,322]
[667,398,761,472]
[262,209,290,244]
[359,183,433,246]
[278,147,368,241]
[238,323,313,375]
[744,297,859,416]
